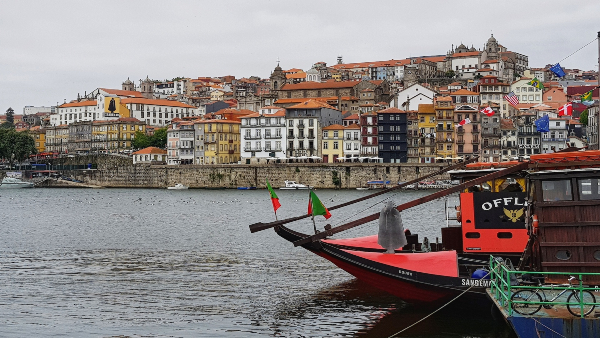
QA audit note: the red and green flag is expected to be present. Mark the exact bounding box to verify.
[307,190,331,219]
[266,179,281,212]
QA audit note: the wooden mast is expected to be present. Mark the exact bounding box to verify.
[249,157,479,233]
[292,161,530,247]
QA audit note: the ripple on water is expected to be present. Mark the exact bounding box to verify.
[0,188,512,337]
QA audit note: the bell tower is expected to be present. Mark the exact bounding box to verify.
[140,76,154,99]
[122,77,134,91]
[270,62,286,93]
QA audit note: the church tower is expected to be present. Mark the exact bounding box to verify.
[485,34,500,60]
[122,77,134,91]
[140,76,154,99]
[270,63,286,93]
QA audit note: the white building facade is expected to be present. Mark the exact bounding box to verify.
[240,106,287,163]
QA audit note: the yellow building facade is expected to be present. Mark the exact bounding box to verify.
[92,118,146,153]
[434,96,456,160]
[30,126,46,153]
[198,120,241,164]
[417,103,436,163]
[321,124,345,163]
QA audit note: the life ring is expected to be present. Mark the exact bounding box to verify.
[456,206,462,223]
[532,215,539,234]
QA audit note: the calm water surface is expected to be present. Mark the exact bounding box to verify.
[0,188,515,338]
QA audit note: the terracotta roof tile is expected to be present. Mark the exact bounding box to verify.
[59,101,97,108]
[122,98,196,108]
[100,88,144,98]
[378,107,406,114]
[322,124,345,130]
[280,80,359,91]
[287,99,337,110]
[132,147,167,155]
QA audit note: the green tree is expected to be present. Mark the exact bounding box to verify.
[579,110,588,126]
[150,127,168,148]
[132,130,150,150]
[1,107,15,129]
[474,74,483,80]
[0,129,36,167]
[445,70,455,79]
[13,131,37,167]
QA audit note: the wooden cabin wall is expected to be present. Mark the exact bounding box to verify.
[533,177,600,284]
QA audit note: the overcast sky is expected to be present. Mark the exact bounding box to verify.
[1,0,599,114]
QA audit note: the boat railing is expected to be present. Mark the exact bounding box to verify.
[488,255,600,318]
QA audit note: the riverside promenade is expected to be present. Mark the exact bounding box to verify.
[5,155,453,189]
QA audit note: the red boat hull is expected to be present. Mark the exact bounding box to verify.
[314,250,457,303]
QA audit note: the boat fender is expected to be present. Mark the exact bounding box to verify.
[455,205,462,223]
[532,214,539,234]
[471,268,491,280]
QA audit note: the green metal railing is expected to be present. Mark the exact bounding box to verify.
[489,255,600,317]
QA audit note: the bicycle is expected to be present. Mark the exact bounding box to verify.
[511,276,596,317]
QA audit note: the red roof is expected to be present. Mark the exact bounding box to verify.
[378,107,406,114]
[280,80,358,91]
[59,101,97,108]
[100,88,144,98]
[132,147,167,155]
[121,98,196,108]
[287,100,337,110]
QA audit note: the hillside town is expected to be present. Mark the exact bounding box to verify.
[3,35,599,165]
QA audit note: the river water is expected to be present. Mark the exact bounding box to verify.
[0,188,515,338]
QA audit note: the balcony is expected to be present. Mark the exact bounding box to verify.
[519,131,539,136]
[244,147,262,152]
[481,131,499,136]
[245,135,262,140]
[228,150,234,154]
[457,128,464,134]
[297,123,305,128]
[472,139,480,144]
[205,139,217,143]
[307,135,315,139]
[542,138,567,142]
[457,139,465,144]
[518,144,540,149]
[264,135,283,139]
[264,148,282,152]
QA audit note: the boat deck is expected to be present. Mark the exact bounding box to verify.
[487,289,600,338]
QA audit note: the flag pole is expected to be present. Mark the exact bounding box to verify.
[309,189,318,234]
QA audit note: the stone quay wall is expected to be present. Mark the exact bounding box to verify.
[60,163,451,189]
[4,155,452,189]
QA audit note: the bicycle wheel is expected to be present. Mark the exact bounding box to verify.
[567,290,596,317]
[511,290,543,315]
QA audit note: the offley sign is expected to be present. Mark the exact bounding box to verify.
[481,196,525,210]
[473,192,527,229]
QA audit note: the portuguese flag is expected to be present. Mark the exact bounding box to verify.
[266,179,281,212]
[308,190,331,219]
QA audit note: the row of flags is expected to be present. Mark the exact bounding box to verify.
[455,106,495,127]
[266,179,331,219]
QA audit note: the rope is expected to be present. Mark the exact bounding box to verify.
[386,265,499,338]
[556,37,598,64]
[533,318,567,338]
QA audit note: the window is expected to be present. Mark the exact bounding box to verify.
[578,178,600,200]
[323,131,328,138]
[323,142,328,150]
[542,180,573,201]
[333,141,339,149]
[288,120,293,127]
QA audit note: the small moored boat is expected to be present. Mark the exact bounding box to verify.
[0,177,34,189]
[280,180,312,190]
[167,183,188,190]
[237,187,257,190]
